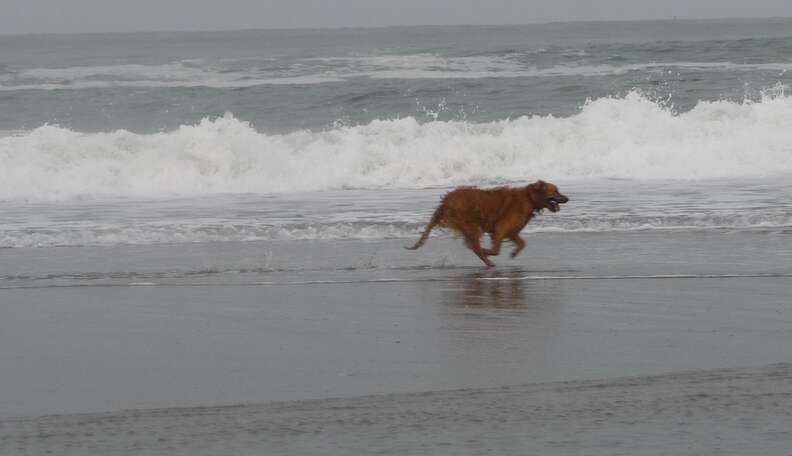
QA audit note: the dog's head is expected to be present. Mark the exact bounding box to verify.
[527,180,569,213]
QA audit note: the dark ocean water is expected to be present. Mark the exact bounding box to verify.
[3,19,792,132]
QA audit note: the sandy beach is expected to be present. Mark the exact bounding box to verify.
[2,230,791,453]
[3,364,791,455]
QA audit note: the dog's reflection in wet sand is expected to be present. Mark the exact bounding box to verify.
[439,269,534,308]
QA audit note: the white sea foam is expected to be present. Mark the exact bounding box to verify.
[1,91,792,201]
[20,63,207,81]
[361,60,792,80]
[0,62,344,90]
[2,211,790,248]
[3,56,791,90]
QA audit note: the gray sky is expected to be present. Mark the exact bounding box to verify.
[4,0,792,34]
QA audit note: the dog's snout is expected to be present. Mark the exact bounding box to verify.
[557,194,569,203]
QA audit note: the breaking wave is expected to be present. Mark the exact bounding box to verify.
[1,90,792,201]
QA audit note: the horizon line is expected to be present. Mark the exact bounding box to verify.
[2,15,792,38]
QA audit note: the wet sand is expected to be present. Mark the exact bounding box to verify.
[3,364,791,455]
[1,231,791,453]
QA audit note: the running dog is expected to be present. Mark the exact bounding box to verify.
[405,181,569,267]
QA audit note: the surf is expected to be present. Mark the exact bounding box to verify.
[1,90,791,201]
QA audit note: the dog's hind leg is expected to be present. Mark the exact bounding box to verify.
[463,229,495,267]
[483,223,512,257]
[483,231,506,257]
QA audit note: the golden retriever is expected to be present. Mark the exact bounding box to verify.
[405,180,569,267]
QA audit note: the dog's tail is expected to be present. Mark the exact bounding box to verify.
[405,205,444,250]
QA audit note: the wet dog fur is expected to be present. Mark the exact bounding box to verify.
[405,180,569,267]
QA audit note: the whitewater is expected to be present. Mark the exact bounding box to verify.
[2,91,792,248]
[2,91,792,201]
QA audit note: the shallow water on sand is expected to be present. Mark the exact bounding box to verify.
[2,178,791,250]
[2,230,791,420]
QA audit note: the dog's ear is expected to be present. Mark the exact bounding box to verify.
[527,181,544,205]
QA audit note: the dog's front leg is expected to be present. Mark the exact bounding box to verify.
[508,233,526,258]
[483,231,506,257]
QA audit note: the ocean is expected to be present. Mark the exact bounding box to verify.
[2,19,792,249]
[2,19,792,454]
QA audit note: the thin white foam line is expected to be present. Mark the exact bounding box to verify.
[4,60,792,92]
[478,273,791,281]
[252,277,450,285]
[257,272,791,285]
[0,272,789,290]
